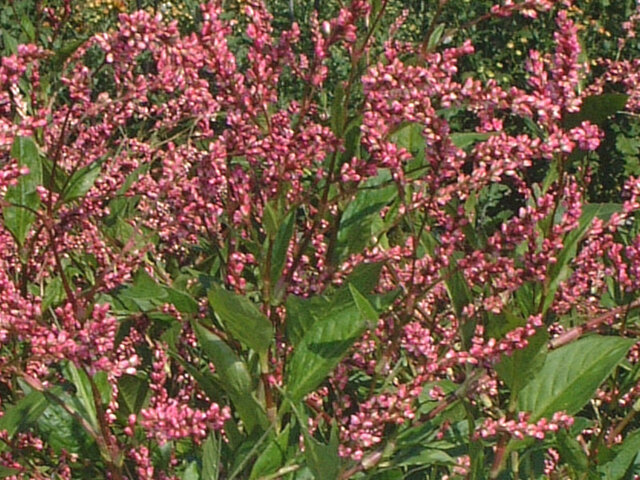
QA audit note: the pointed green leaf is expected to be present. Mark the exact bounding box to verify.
[598,429,640,480]
[556,429,589,473]
[42,156,69,194]
[285,294,324,347]
[270,210,295,285]
[286,264,381,348]
[518,336,634,420]
[182,461,199,480]
[164,287,199,314]
[564,94,628,128]
[208,286,273,355]
[93,371,112,406]
[202,433,220,480]
[444,269,472,317]
[63,362,98,430]
[3,137,42,245]
[304,426,340,480]
[20,15,35,42]
[344,262,383,295]
[42,276,65,312]
[450,132,495,150]
[581,203,622,222]
[117,375,150,415]
[193,321,269,432]
[52,37,87,66]
[120,270,168,301]
[543,203,611,314]
[395,448,455,468]
[390,122,425,156]
[426,23,446,52]
[0,465,20,477]
[331,83,345,135]
[0,390,47,442]
[286,296,366,402]
[38,399,97,455]
[62,160,102,202]
[193,320,253,395]
[250,425,291,479]
[495,328,548,395]
[2,31,18,55]
[348,283,378,323]
[335,183,395,261]
[263,201,279,237]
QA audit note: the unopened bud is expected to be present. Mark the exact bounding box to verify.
[322,21,331,37]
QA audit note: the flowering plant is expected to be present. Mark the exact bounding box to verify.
[2,0,640,478]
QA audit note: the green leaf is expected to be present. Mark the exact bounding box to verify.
[117,374,150,415]
[367,471,405,480]
[250,425,291,479]
[182,461,199,480]
[564,94,628,128]
[263,201,279,237]
[42,277,65,311]
[192,321,269,433]
[285,294,324,347]
[342,116,362,162]
[2,31,18,55]
[304,425,340,480]
[518,336,634,420]
[42,158,69,193]
[62,160,102,202]
[119,270,168,302]
[495,328,548,395]
[426,23,446,52]
[285,264,381,349]
[450,132,495,150]
[286,295,366,403]
[335,182,395,261]
[0,466,20,477]
[349,283,378,324]
[395,448,455,467]
[345,262,384,294]
[597,429,640,480]
[20,15,35,42]
[38,400,97,455]
[331,83,345,135]
[445,267,474,347]
[581,203,622,222]
[3,136,42,245]
[164,287,199,314]
[51,37,87,66]
[556,429,589,473]
[391,122,425,155]
[617,135,640,156]
[444,269,472,317]
[208,286,273,356]
[0,390,48,442]
[192,321,252,395]
[514,282,540,318]
[93,371,112,405]
[543,203,611,314]
[202,433,220,480]
[270,210,295,286]
[63,362,99,430]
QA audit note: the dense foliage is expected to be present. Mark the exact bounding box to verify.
[2,0,640,478]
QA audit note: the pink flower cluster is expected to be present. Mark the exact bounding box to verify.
[1,0,640,476]
[475,411,574,440]
[134,346,230,445]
